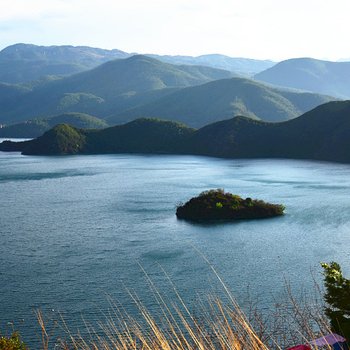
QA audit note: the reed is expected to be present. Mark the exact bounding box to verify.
[32,264,330,350]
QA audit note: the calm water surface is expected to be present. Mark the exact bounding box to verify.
[1,145,350,346]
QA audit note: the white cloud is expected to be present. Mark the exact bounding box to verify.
[1,0,350,60]
[0,0,71,21]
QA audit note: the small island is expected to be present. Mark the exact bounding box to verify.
[176,189,285,221]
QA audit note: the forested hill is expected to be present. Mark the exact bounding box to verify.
[109,77,334,127]
[2,100,350,164]
[0,55,235,124]
[255,58,350,98]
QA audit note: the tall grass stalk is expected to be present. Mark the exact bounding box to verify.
[33,264,331,350]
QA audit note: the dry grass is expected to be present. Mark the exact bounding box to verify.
[33,263,333,350]
[37,298,273,350]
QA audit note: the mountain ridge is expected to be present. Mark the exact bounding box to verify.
[0,43,276,84]
[2,100,350,164]
[0,55,235,124]
[0,113,108,138]
[255,57,350,98]
[109,77,335,127]
[0,43,131,83]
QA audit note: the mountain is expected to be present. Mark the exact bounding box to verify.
[0,44,275,84]
[187,100,350,162]
[147,54,275,76]
[255,58,350,98]
[0,43,131,84]
[0,119,193,155]
[0,113,108,138]
[3,100,350,164]
[109,77,334,127]
[0,55,235,124]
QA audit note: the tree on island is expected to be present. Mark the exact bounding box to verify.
[176,189,284,221]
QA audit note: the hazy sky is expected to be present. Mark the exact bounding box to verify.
[1,0,349,60]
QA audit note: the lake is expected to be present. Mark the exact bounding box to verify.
[1,147,350,347]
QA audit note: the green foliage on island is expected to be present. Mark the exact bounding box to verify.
[321,262,350,339]
[0,332,27,350]
[176,189,285,221]
[255,57,350,98]
[0,113,108,138]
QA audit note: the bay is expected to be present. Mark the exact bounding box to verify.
[1,147,350,346]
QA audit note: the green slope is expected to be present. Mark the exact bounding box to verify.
[20,123,87,155]
[109,77,334,127]
[188,100,350,162]
[0,113,108,138]
[0,55,234,124]
[8,119,194,155]
[83,118,194,154]
[3,100,350,164]
[255,58,350,98]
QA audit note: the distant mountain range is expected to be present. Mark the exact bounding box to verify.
[255,58,350,98]
[1,43,348,136]
[147,53,275,76]
[0,44,275,84]
[0,55,235,124]
[1,44,350,101]
[3,100,350,164]
[0,55,333,129]
[0,43,131,84]
[0,113,108,138]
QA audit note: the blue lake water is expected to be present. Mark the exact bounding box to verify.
[1,145,350,346]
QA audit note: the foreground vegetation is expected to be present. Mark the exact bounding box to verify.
[0,333,27,350]
[322,262,350,340]
[4,261,350,349]
[176,189,285,221]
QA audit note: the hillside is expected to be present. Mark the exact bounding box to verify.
[148,54,275,76]
[188,100,350,162]
[0,55,234,124]
[109,77,334,127]
[3,100,350,163]
[255,58,350,98]
[0,113,108,138]
[0,119,194,155]
[0,43,131,83]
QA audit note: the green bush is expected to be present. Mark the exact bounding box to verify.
[321,261,350,339]
[0,332,27,350]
